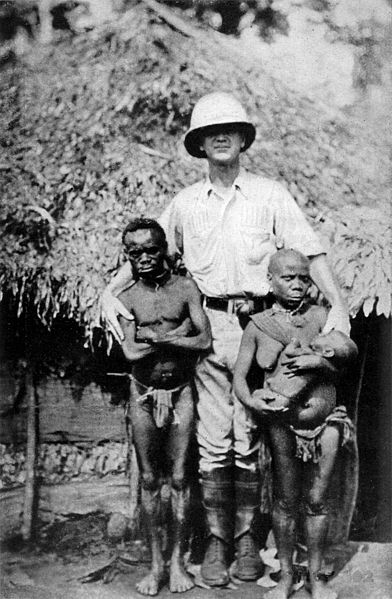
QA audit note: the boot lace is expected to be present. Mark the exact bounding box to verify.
[238,533,257,557]
[208,536,224,563]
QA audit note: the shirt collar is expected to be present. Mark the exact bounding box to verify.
[200,167,249,201]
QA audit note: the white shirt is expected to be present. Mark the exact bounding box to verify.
[159,169,324,298]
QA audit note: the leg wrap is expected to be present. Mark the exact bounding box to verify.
[141,471,160,492]
[303,499,329,517]
[275,497,298,519]
[234,468,261,540]
[201,468,234,545]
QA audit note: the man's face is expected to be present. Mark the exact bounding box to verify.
[199,124,245,166]
[269,256,311,309]
[123,229,166,279]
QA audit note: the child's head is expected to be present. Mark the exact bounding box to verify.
[310,331,358,368]
[267,249,311,309]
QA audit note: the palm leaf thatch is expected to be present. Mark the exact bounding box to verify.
[1,4,390,334]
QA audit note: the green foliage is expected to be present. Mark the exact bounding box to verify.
[0,5,390,335]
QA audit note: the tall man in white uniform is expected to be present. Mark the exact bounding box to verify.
[101,92,350,587]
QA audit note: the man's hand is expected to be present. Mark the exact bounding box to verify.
[136,318,194,345]
[164,317,193,338]
[101,290,133,344]
[135,326,159,344]
[323,304,351,335]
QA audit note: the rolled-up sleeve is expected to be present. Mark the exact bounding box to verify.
[271,182,325,257]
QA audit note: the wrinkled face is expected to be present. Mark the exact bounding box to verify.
[123,229,166,279]
[199,124,245,165]
[268,255,311,309]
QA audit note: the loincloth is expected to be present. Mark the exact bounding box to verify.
[288,405,355,463]
[128,375,190,428]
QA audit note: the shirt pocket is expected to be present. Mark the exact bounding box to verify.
[186,210,216,271]
[188,210,215,242]
[240,226,274,265]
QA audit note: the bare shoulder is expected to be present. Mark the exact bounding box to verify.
[172,275,201,296]
[117,283,139,311]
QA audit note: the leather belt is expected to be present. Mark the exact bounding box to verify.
[203,295,270,315]
[204,296,239,311]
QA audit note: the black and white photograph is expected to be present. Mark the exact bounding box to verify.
[0,1,391,598]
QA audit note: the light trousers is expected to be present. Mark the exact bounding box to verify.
[195,308,261,473]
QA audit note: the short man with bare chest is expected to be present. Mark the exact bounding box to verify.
[118,218,211,596]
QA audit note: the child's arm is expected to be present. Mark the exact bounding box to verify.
[282,352,338,381]
[281,307,339,380]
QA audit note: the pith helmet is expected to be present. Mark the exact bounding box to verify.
[184,92,256,158]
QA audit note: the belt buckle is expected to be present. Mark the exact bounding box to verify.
[203,296,256,315]
[227,299,235,316]
[233,298,246,314]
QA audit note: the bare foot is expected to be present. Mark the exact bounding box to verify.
[136,569,166,596]
[265,571,294,599]
[169,561,195,593]
[310,579,338,599]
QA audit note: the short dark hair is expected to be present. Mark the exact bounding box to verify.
[122,218,166,246]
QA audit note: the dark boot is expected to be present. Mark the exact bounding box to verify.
[234,468,264,581]
[200,468,233,587]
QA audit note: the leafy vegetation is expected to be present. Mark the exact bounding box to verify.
[0,3,390,339]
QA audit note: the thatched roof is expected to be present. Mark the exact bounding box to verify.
[1,3,390,333]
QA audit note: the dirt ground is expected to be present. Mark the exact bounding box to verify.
[1,526,391,599]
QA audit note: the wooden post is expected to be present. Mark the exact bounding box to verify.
[21,366,37,541]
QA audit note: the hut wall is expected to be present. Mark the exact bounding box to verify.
[0,364,130,540]
[0,364,126,444]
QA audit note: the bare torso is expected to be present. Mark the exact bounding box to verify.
[119,275,198,388]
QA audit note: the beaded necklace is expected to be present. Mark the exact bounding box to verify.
[271,300,307,328]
